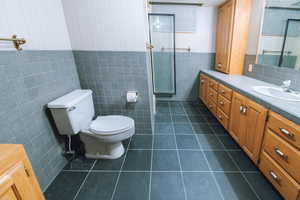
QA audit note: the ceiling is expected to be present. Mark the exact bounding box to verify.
[149,0,227,6]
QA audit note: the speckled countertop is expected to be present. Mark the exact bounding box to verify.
[201,69,300,125]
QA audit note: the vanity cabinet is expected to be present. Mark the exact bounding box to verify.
[260,111,300,200]
[229,92,267,163]
[215,0,252,74]
[199,74,209,105]
[0,144,45,200]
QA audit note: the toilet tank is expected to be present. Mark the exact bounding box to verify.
[48,89,95,135]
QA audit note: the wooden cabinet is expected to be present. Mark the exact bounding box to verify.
[199,74,209,105]
[0,144,45,200]
[229,92,267,163]
[215,0,252,74]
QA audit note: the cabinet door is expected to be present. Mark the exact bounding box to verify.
[229,92,246,144]
[199,75,208,105]
[0,162,39,200]
[242,99,267,163]
[215,0,234,73]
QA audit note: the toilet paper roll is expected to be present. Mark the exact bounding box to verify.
[127,91,138,103]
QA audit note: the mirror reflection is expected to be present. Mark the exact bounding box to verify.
[258,0,300,70]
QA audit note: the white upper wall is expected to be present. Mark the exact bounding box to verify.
[62,0,149,51]
[0,0,72,50]
[176,7,217,53]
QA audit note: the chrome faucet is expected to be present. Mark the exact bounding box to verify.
[281,80,292,92]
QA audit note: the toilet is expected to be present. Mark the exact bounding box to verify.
[47,89,135,159]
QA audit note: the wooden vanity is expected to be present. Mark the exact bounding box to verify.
[199,74,300,200]
[0,144,45,200]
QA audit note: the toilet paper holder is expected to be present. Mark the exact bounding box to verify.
[126,91,139,103]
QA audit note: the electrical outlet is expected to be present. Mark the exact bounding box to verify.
[248,64,253,72]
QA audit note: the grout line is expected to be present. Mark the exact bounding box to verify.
[110,137,132,200]
[182,101,225,200]
[73,160,97,200]
[226,152,262,200]
[148,124,154,200]
[205,107,262,200]
[60,169,259,173]
[170,103,188,200]
[127,148,242,151]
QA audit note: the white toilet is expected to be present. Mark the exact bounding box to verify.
[48,89,135,159]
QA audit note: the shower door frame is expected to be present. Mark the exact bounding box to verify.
[279,18,300,67]
[148,13,176,95]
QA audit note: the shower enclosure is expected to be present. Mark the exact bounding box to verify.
[279,19,300,70]
[148,14,176,95]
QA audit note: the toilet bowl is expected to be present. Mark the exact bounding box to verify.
[80,115,135,159]
[47,89,135,159]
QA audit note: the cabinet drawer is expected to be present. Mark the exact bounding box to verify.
[259,152,300,200]
[216,108,229,129]
[208,88,218,103]
[208,78,218,91]
[268,111,300,150]
[217,94,231,116]
[207,99,217,116]
[263,129,300,183]
[218,83,233,100]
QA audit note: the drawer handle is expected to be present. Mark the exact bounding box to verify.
[219,101,224,105]
[240,106,243,113]
[221,90,225,94]
[279,128,295,139]
[274,148,288,161]
[218,115,222,120]
[201,80,205,84]
[209,105,213,108]
[269,170,281,185]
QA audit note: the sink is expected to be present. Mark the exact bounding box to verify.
[252,86,300,102]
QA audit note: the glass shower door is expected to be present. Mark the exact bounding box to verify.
[149,14,176,94]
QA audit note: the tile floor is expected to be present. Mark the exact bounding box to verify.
[45,101,283,200]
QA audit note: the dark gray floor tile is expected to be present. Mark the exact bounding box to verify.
[176,135,200,149]
[197,135,224,150]
[204,114,219,124]
[210,124,228,135]
[151,172,185,200]
[76,172,118,200]
[129,135,152,149]
[185,108,203,116]
[169,102,183,108]
[188,115,206,123]
[170,106,185,115]
[217,135,241,150]
[183,172,223,200]
[156,101,169,107]
[244,172,283,200]
[152,150,180,171]
[179,150,210,171]
[204,151,239,171]
[214,172,259,200]
[113,172,150,200]
[154,135,176,149]
[123,150,151,171]
[45,171,87,200]
[155,114,172,123]
[174,123,194,134]
[154,123,174,134]
[156,106,170,114]
[228,151,258,171]
[192,123,214,134]
[92,154,125,171]
[173,115,190,123]
[63,157,95,171]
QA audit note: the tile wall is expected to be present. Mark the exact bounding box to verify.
[0,50,80,190]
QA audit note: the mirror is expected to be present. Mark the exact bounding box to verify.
[258,0,300,70]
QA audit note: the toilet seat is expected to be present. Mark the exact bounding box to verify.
[89,115,134,136]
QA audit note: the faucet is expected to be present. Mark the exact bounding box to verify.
[281,80,292,92]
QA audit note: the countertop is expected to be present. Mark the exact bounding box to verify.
[201,69,300,125]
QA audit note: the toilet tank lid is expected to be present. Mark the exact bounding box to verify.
[48,89,92,109]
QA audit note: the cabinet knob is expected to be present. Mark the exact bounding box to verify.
[216,63,222,68]
[274,148,288,161]
[269,170,281,184]
[221,90,225,94]
[218,115,222,120]
[279,128,294,139]
[219,101,224,105]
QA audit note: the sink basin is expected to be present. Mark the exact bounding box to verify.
[253,86,300,102]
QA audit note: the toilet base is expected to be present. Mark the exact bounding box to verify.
[80,133,125,159]
[85,142,125,159]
